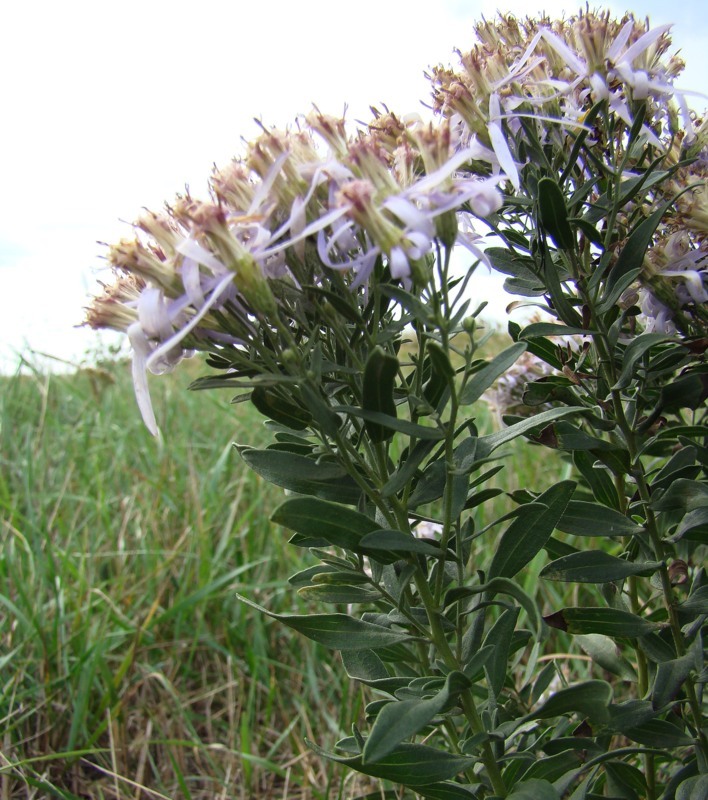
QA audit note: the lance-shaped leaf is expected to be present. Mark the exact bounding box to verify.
[507,780,560,800]
[359,529,444,557]
[298,584,381,604]
[540,551,661,583]
[235,594,414,650]
[423,340,455,411]
[483,606,520,698]
[538,177,575,251]
[416,784,480,800]
[652,644,699,710]
[488,481,576,580]
[556,500,642,537]
[272,497,379,550]
[459,342,527,405]
[362,346,399,443]
[251,386,312,430]
[478,407,585,457]
[308,739,475,787]
[621,719,694,748]
[530,679,613,725]
[612,333,674,390]
[336,405,443,440]
[599,200,672,313]
[576,634,637,681]
[445,577,543,638]
[363,672,471,764]
[240,449,361,504]
[544,607,658,638]
[520,322,594,338]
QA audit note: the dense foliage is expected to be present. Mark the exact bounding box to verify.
[86,10,707,798]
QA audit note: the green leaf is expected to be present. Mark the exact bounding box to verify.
[538,177,575,251]
[544,607,658,638]
[489,481,576,580]
[612,334,674,390]
[572,450,620,510]
[423,341,454,411]
[445,577,543,638]
[458,342,527,405]
[540,552,660,583]
[508,779,560,800]
[520,323,594,338]
[652,479,708,512]
[678,585,708,618]
[556,500,643,537]
[416,784,479,800]
[379,284,433,325]
[363,672,470,764]
[362,346,399,442]
[383,438,438,497]
[250,386,312,429]
[359,529,444,557]
[240,449,361,504]
[308,739,475,787]
[652,647,698,710]
[676,775,708,800]
[341,648,389,683]
[272,497,379,550]
[235,594,414,650]
[483,607,520,698]
[298,584,381,604]
[599,200,672,313]
[409,459,447,507]
[531,679,613,725]
[478,407,585,456]
[576,634,637,681]
[622,718,694,747]
[336,405,443,440]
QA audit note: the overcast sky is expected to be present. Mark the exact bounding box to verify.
[1,0,706,372]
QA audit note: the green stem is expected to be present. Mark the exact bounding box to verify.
[413,570,507,797]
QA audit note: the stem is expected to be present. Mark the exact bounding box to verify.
[413,570,507,797]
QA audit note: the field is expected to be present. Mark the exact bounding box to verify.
[0,348,567,800]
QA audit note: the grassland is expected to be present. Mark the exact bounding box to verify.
[0,350,568,799]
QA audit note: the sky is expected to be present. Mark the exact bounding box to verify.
[1,0,706,372]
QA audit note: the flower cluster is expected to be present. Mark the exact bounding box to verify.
[428,9,706,335]
[86,9,706,434]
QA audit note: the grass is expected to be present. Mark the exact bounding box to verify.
[0,348,571,799]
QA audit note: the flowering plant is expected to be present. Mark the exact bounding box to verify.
[87,9,707,798]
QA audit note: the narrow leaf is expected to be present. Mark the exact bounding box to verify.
[612,334,674,390]
[336,405,443,440]
[235,594,414,650]
[531,679,613,725]
[599,201,672,312]
[478,407,585,456]
[459,342,527,405]
[508,779,560,800]
[307,739,475,787]
[272,497,378,550]
[544,607,658,638]
[538,176,575,250]
[540,551,660,583]
[359,529,444,557]
[489,481,576,580]
[557,500,642,537]
[241,448,361,504]
[363,672,470,764]
[362,346,399,442]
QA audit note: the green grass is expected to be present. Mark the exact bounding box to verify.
[0,356,362,799]
[0,350,571,799]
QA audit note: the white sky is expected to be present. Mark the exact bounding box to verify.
[1,0,706,372]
